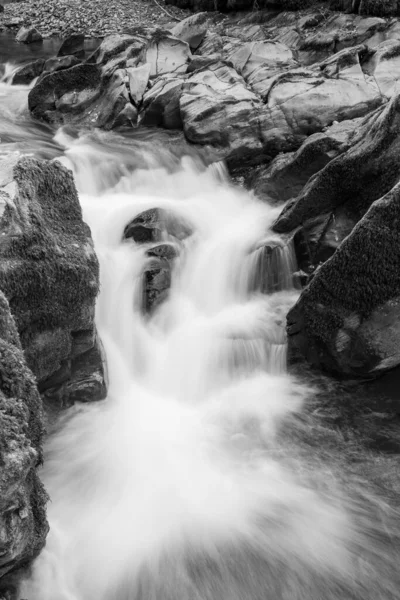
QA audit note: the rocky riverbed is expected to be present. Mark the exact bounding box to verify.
[0,0,189,38]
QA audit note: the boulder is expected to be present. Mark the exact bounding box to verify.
[15,26,42,44]
[251,117,361,203]
[180,61,268,166]
[273,94,400,235]
[11,59,45,86]
[57,33,85,59]
[142,257,172,314]
[0,291,48,581]
[43,55,81,76]
[0,154,106,406]
[170,12,209,51]
[287,181,400,378]
[124,208,192,243]
[145,33,191,76]
[28,63,103,125]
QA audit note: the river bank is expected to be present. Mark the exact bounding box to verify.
[0,0,190,38]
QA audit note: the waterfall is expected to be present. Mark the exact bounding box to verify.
[20,132,362,600]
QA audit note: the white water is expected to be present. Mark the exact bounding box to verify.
[18,130,366,600]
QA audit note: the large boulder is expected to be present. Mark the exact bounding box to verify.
[15,26,42,44]
[250,117,361,203]
[170,12,209,51]
[273,94,400,235]
[57,34,85,59]
[0,154,106,408]
[0,291,48,583]
[287,181,400,378]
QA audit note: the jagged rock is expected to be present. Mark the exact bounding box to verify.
[273,94,400,235]
[127,63,151,106]
[251,117,361,203]
[0,154,106,406]
[141,75,184,128]
[142,257,172,313]
[287,181,400,378]
[15,26,42,44]
[43,55,81,76]
[124,207,192,243]
[187,54,221,72]
[57,33,85,59]
[11,59,45,86]
[170,12,208,51]
[113,102,139,128]
[0,291,48,580]
[145,33,191,76]
[88,32,147,65]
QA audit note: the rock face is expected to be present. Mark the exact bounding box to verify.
[0,154,106,409]
[287,182,400,377]
[0,291,48,583]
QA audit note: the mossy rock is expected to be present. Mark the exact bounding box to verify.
[287,181,400,377]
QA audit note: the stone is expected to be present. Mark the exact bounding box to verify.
[43,55,81,75]
[15,26,42,44]
[287,181,400,378]
[251,117,361,203]
[142,257,172,314]
[124,207,192,243]
[127,62,151,106]
[11,59,45,86]
[141,75,184,129]
[0,155,106,406]
[145,32,191,76]
[170,12,208,51]
[273,93,400,235]
[0,291,48,580]
[57,33,85,59]
[362,40,400,98]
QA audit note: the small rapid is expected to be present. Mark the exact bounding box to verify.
[1,65,399,600]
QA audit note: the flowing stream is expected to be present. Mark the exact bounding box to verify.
[1,52,400,600]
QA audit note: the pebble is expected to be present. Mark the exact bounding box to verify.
[0,0,190,38]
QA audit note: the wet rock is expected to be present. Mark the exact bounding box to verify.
[273,93,400,235]
[11,58,45,85]
[124,207,192,243]
[146,242,179,260]
[15,25,42,43]
[43,55,81,76]
[0,291,48,580]
[0,154,105,407]
[57,33,85,59]
[141,75,184,128]
[170,12,208,51]
[287,181,400,378]
[142,257,172,313]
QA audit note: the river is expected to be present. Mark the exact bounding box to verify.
[1,38,400,600]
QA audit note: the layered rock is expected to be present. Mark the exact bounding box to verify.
[0,154,106,409]
[287,181,400,378]
[273,93,400,241]
[0,291,47,585]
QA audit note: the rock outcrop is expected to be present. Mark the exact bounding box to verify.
[0,291,48,585]
[287,181,400,378]
[0,154,106,409]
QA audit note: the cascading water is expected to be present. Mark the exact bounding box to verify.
[1,70,400,600]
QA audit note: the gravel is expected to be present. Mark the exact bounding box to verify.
[0,0,191,38]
